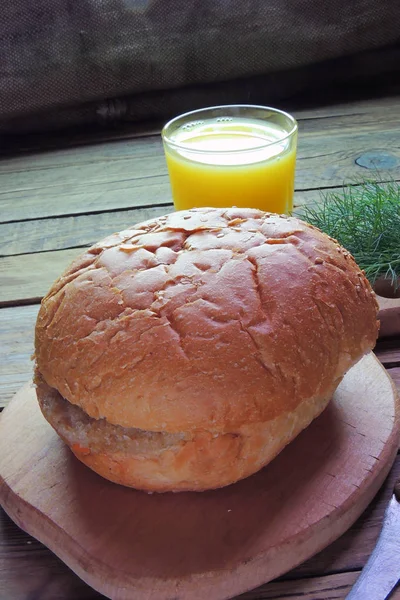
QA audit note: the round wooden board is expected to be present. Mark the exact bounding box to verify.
[0,353,399,600]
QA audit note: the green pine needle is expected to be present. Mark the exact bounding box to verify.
[297,180,400,286]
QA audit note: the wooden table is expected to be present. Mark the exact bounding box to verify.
[1,94,400,600]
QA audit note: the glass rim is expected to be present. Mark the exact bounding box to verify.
[161,104,298,154]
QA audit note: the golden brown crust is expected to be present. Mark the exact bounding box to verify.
[36,376,337,492]
[35,208,379,437]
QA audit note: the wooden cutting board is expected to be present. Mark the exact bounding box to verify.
[0,353,399,600]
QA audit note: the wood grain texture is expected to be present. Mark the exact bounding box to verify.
[0,205,171,256]
[376,296,400,339]
[289,453,400,578]
[375,341,400,367]
[0,249,79,306]
[241,572,400,599]
[2,94,400,600]
[0,305,39,406]
[1,455,399,600]
[0,103,397,176]
[292,95,400,122]
[0,176,172,223]
[2,95,399,157]
[0,178,393,225]
[0,509,105,600]
[3,543,400,600]
[0,354,399,600]
[388,368,400,391]
[0,102,399,223]
[2,184,398,257]
[345,494,400,599]
[2,247,400,314]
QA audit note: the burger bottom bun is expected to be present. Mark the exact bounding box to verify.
[36,378,340,492]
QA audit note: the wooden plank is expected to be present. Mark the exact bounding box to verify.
[0,181,395,258]
[245,572,358,599]
[243,572,400,599]
[3,177,400,257]
[296,127,400,189]
[0,179,398,257]
[0,150,168,196]
[0,186,351,257]
[3,180,399,257]
[298,109,400,136]
[0,188,319,257]
[0,136,164,174]
[292,95,400,121]
[0,249,78,306]
[375,341,400,367]
[0,305,38,407]
[2,95,399,159]
[387,367,400,391]
[0,119,397,195]
[0,205,172,256]
[0,109,397,175]
[0,508,104,599]
[2,243,400,310]
[2,227,400,319]
[0,105,398,176]
[1,111,400,223]
[0,176,172,223]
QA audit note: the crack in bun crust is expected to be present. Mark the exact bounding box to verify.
[34,207,379,491]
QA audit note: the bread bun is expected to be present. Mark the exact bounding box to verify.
[35,207,379,491]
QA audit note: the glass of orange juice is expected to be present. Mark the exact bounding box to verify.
[162,105,298,214]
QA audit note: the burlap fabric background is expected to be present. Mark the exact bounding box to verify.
[2,0,400,133]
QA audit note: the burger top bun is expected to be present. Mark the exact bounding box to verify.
[35,207,378,440]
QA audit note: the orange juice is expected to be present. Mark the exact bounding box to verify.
[163,116,297,214]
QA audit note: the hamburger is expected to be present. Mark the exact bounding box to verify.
[34,207,379,492]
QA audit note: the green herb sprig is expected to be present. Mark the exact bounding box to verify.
[297,180,400,286]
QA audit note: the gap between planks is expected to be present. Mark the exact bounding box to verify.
[2,176,400,229]
[2,180,400,259]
